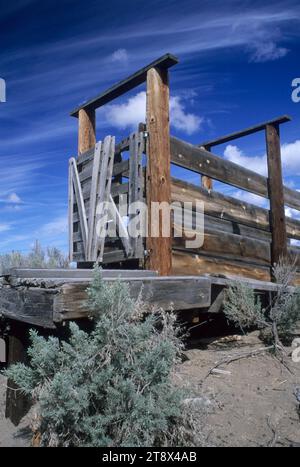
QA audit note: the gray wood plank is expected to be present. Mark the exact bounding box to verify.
[53,275,212,321]
[70,53,179,116]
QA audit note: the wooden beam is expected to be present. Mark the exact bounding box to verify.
[78,108,96,155]
[53,276,211,321]
[70,54,179,117]
[199,115,291,148]
[146,67,172,275]
[265,123,287,266]
[5,326,31,426]
[170,135,300,211]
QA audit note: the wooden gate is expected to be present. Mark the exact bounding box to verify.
[69,132,145,264]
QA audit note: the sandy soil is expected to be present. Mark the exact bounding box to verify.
[0,334,299,447]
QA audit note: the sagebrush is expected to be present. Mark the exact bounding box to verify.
[0,240,69,274]
[5,267,206,447]
[224,257,300,349]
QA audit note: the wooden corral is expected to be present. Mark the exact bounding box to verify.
[1,53,300,424]
[69,54,300,283]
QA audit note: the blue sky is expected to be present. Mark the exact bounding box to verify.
[1,0,300,254]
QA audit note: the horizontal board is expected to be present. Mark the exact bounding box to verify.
[172,250,271,282]
[53,275,211,321]
[171,178,300,240]
[173,226,271,266]
[8,268,156,279]
[171,178,269,231]
[170,136,300,211]
[0,287,57,328]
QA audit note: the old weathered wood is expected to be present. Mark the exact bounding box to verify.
[129,132,144,258]
[173,226,271,266]
[5,325,31,426]
[70,158,88,255]
[170,136,300,211]
[172,250,271,282]
[108,194,132,257]
[68,160,74,261]
[8,268,157,279]
[199,115,291,148]
[87,142,102,261]
[0,287,57,328]
[53,275,211,321]
[78,108,96,155]
[201,145,213,191]
[265,123,287,267]
[71,54,179,117]
[146,67,172,275]
[94,136,115,262]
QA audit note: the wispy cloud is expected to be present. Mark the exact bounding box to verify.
[0,223,11,233]
[110,48,129,64]
[249,41,289,63]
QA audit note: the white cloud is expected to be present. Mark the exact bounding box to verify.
[106,91,202,135]
[0,223,11,233]
[7,193,22,204]
[224,145,268,175]
[106,92,146,129]
[111,48,129,63]
[170,96,203,135]
[249,41,289,63]
[224,140,300,178]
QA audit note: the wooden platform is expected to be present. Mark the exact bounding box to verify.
[0,268,287,329]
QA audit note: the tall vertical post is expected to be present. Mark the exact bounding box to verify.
[78,107,96,155]
[5,326,30,426]
[265,123,287,269]
[146,67,172,275]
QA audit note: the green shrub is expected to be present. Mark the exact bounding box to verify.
[224,257,300,348]
[0,241,69,273]
[5,267,206,447]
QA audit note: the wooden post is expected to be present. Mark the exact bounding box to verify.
[5,326,30,426]
[265,123,287,269]
[201,145,213,191]
[146,67,172,275]
[78,107,96,155]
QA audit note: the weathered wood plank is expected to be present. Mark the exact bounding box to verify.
[173,226,271,266]
[5,327,31,426]
[53,275,211,321]
[199,115,291,148]
[171,178,300,240]
[265,123,287,266]
[172,250,271,282]
[146,67,172,275]
[68,160,74,261]
[0,287,57,328]
[70,158,88,255]
[170,136,300,211]
[8,268,157,279]
[129,132,144,258]
[87,142,102,261]
[70,54,179,117]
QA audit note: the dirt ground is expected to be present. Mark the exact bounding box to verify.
[0,333,299,447]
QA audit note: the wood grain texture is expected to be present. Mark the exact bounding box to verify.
[5,328,31,426]
[265,124,287,266]
[146,67,172,275]
[172,250,271,282]
[78,108,96,155]
[170,136,300,211]
[53,276,211,321]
